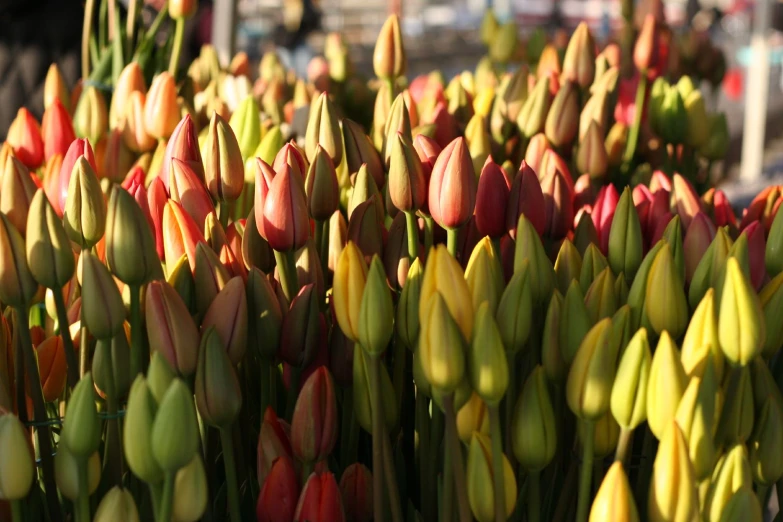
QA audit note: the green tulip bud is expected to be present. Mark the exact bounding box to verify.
[560,280,593,365]
[151,378,200,472]
[658,86,687,145]
[681,288,724,381]
[627,240,665,331]
[195,327,242,428]
[61,373,101,458]
[496,261,533,354]
[580,243,610,295]
[584,267,618,323]
[704,444,753,522]
[660,215,686,283]
[554,238,583,296]
[608,187,643,282]
[147,351,176,405]
[760,272,783,357]
[512,365,556,471]
[93,330,132,400]
[124,376,164,483]
[567,318,615,421]
[0,212,38,307]
[541,291,567,382]
[397,258,423,349]
[514,214,555,305]
[358,256,395,357]
[699,112,729,161]
[467,432,517,522]
[717,366,754,447]
[469,302,509,406]
[0,413,34,500]
[684,90,709,149]
[647,332,688,439]
[573,211,599,257]
[689,227,733,309]
[25,189,75,290]
[717,487,762,522]
[172,455,209,522]
[353,345,398,433]
[614,272,629,307]
[419,292,466,393]
[714,232,751,305]
[674,359,718,480]
[229,95,261,161]
[749,396,783,485]
[611,328,651,430]
[80,252,126,340]
[517,76,551,138]
[306,92,343,168]
[247,267,283,360]
[254,125,283,166]
[648,421,699,522]
[719,257,765,366]
[94,487,140,522]
[64,157,106,249]
[645,242,688,340]
[609,304,633,359]
[766,205,783,278]
[55,446,101,500]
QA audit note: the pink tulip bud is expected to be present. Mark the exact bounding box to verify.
[262,166,310,252]
[475,157,511,239]
[159,115,205,190]
[148,177,169,260]
[592,184,619,254]
[506,161,546,238]
[291,366,338,464]
[428,137,476,230]
[683,211,716,283]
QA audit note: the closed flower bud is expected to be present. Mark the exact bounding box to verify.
[541,291,567,382]
[159,115,205,193]
[169,159,214,231]
[634,14,659,73]
[279,284,322,368]
[388,132,426,213]
[36,335,67,402]
[203,112,245,204]
[513,214,555,305]
[611,328,651,429]
[333,242,368,342]
[545,80,579,148]
[684,90,709,149]
[373,14,405,80]
[584,267,618,323]
[262,165,310,252]
[257,455,300,522]
[0,413,34,500]
[644,242,688,339]
[473,159,510,239]
[397,258,423,348]
[229,95,261,161]
[496,263,533,354]
[110,62,146,129]
[608,187,643,282]
[26,189,75,290]
[172,455,208,522]
[716,366,754,447]
[506,162,545,239]
[684,212,716,283]
[560,280,593,364]
[554,239,582,296]
[718,487,762,522]
[428,137,476,229]
[567,318,615,420]
[144,73,180,140]
[121,91,156,153]
[658,86,687,145]
[201,276,248,365]
[704,444,753,522]
[55,446,101,500]
[44,63,71,112]
[719,257,765,366]
[456,392,490,443]
[468,302,508,405]
[146,351,176,405]
[539,164,574,240]
[749,396,783,485]
[291,367,338,463]
[681,289,724,381]
[339,463,373,522]
[648,421,699,522]
[760,272,783,357]
[674,362,718,480]
[563,22,596,88]
[0,158,36,238]
[647,332,688,439]
[358,256,394,357]
[42,98,76,161]
[512,365,556,471]
[343,119,385,189]
[73,87,108,146]
[124,376,164,483]
[467,432,517,522]
[195,327,242,427]
[419,292,467,393]
[489,21,518,64]
[61,372,100,457]
[93,330,132,400]
[589,462,639,522]
[294,471,346,522]
[247,268,283,360]
[94,487,139,522]
[689,227,733,309]
[64,156,106,249]
[151,378,200,472]
[420,244,474,340]
[465,237,504,315]
[305,92,342,168]
[305,146,340,221]
[80,252,125,339]
[106,185,161,286]
[577,120,608,180]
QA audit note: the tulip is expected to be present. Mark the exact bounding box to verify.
[584,267,618,323]
[42,99,76,161]
[388,132,426,214]
[229,95,261,161]
[121,91,156,153]
[0,413,34,500]
[674,363,718,480]
[716,366,754,447]
[719,257,765,366]
[760,272,783,357]
[148,177,168,260]
[343,119,385,188]
[110,62,146,129]
[201,276,248,365]
[608,187,643,282]
[455,392,490,443]
[257,455,300,522]
[305,146,340,221]
[35,335,66,402]
[0,159,32,240]
[539,163,574,240]
[203,112,245,205]
[257,407,293,486]
[44,63,70,112]
[373,14,405,80]
[159,115,205,191]
[573,211,600,257]
[605,121,628,168]
[554,239,582,296]
[684,90,709,149]
[464,432,517,522]
[742,220,767,291]
[26,187,75,297]
[567,318,615,420]
[80,252,125,340]
[748,395,783,485]
[294,471,346,522]
[689,228,733,309]
[63,156,106,249]
[169,159,214,231]
[94,487,140,522]
[703,445,753,522]
[644,242,688,339]
[7,107,44,169]
[589,462,639,522]
[383,213,413,290]
[262,165,310,252]
[541,291,567,382]
[146,352,176,405]
[333,242,368,342]
[61,373,100,458]
[195,327,242,428]
[420,243,474,340]
[429,137,476,230]
[246,269,282,361]
[419,291,467,393]
[634,14,659,73]
[489,21,518,65]
[151,378,200,472]
[494,261,532,355]
[73,87,108,147]
[54,447,101,500]
[511,365,556,472]
[144,72,180,140]
[718,487,762,522]
[171,455,208,522]
[545,80,579,148]
[357,256,394,358]
[291,367,338,464]
[339,463,373,522]
[513,214,555,306]
[123,376,164,483]
[580,244,609,295]
[102,127,135,183]
[92,330,132,400]
[577,121,608,180]
[557,280,591,366]
[611,327,651,430]
[647,332,688,439]
[506,161,545,239]
[163,200,206,273]
[648,421,699,522]
[683,212,716,283]
[279,284,322,368]
[562,22,596,88]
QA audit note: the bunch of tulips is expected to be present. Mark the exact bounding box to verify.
[2,0,782,521]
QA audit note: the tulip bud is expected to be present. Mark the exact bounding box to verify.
[748,395,783,486]
[468,302,509,406]
[580,243,609,295]
[146,351,176,405]
[73,87,108,146]
[467,432,517,522]
[674,363,718,480]
[61,373,100,457]
[42,98,76,161]
[511,365,556,471]
[647,332,688,439]
[55,444,102,501]
[201,276,248,365]
[567,318,615,420]
[35,335,67,402]
[144,73,180,140]
[608,187,643,282]
[333,242,368,342]
[262,165,310,252]
[343,119,385,189]
[279,283,322,368]
[257,455,300,522]
[228,95,261,162]
[358,256,394,357]
[716,366,754,447]
[64,157,106,249]
[689,227,733,309]
[648,421,699,522]
[584,267,618,323]
[684,90,709,149]
[0,413,34,500]
[195,327,242,428]
[428,137,476,230]
[294,471,346,522]
[611,327,651,430]
[545,80,579,148]
[44,63,71,112]
[124,376,164,482]
[110,62,146,129]
[80,252,125,340]
[703,444,753,522]
[304,92,342,168]
[373,14,405,80]
[719,257,765,366]
[92,329,132,400]
[305,146,340,221]
[557,280,592,365]
[644,242,688,339]
[576,121,608,180]
[169,160,214,231]
[496,262,533,354]
[513,214,555,305]
[291,367,338,464]
[563,22,596,88]
[680,289,724,383]
[247,268,282,360]
[506,162,545,239]
[397,258,423,349]
[121,91,156,154]
[168,455,207,522]
[420,244,474,340]
[574,211,600,257]
[159,115,205,192]
[553,239,582,296]
[203,112,245,204]
[25,189,75,292]
[94,487,140,522]
[339,463,373,522]
[151,378,200,472]
[634,14,659,73]
[539,165,574,241]
[718,487,762,522]
[589,461,640,522]
[683,212,716,283]
[419,291,467,393]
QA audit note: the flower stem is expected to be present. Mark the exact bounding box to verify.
[82,0,96,79]
[273,249,299,302]
[16,307,62,522]
[220,427,242,522]
[76,459,91,522]
[368,354,386,522]
[102,338,124,487]
[53,288,79,389]
[575,419,595,522]
[382,425,404,522]
[444,394,471,522]
[622,73,649,167]
[442,422,454,522]
[387,78,396,105]
[157,472,175,522]
[340,387,359,471]
[416,393,433,520]
[488,406,506,522]
[149,482,163,516]
[129,284,146,378]
[168,17,186,78]
[10,500,23,522]
[125,0,139,58]
[423,215,434,257]
[634,427,654,510]
[405,211,419,262]
[614,427,633,466]
[315,219,329,280]
[528,470,541,522]
[447,229,459,259]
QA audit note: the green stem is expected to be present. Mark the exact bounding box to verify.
[634,428,654,510]
[220,427,242,522]
[149,482,163,516]
[111,0,124,84]
[125,0,138,59]
[622,73,649,167]
[430,405,446,521]
[528,470,541,522]
[168,17,186,78]
[575,419,595,522]
[489,406,506,522]
[82,0,96,79]
[76,459,91,522]
[444,394,471,522]
[614,427,633,466]
[53,288,79,388]
[442,420,454,522]
[340,387,358,471]
[405,211,419,262]
[368,355,386,522]
[98,0,107,51]
[424,215,434,258]
[13,312,26,421]
[273,249,299,302]
[157,472,175,522]
[387,78,396,105]
[129,284,145,378]
[80,323,89,377]
[301,460,314,483]
[504,352,518,458]
[551,460,578,522]
[102,339,124,487]
[315,219,329,280]
[143,1,169,42]
[446,229,459,259]
[285,365,302,422]
[10,500,23,522]
[382,425,404,522]
[416,393,432,520]
[16,307,62,522]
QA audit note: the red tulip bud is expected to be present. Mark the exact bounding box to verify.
[475,157,511,239]
[262,166,310,252]
[280,284,323,368]
[634,14,660,73]
[672,174,702,231]
[159,115,205,190]
[201,276,249,365]
[291,367,338,464]
[294,471,346,522]
[430,102,460,149]
[524,133,550,174]
[683,211,716,284]
[339,463,373,522]
[257,455,300,522]
[540,165,575,240]
[148,177,169,260]
[743,221,767,290]
[257,407,294,486]
[649,170,672,193]
[253,158,277,238]
[428,137,476,230]
[592,184,619,254]
[506,161,546,239]
[145,281,201,376]
[274,142,308,181]
[7,108,44,169]
[42,99,76,161]
[713,189,738,231]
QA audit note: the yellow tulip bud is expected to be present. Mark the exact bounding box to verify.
[717,366,754,447]
[647,332,688,439]
[467,432,517,522]
[648,421,699,522]
[579,410,620,459]
[589,461,640,522]
[469,302,509,405]
[456,392,490,443]
[560,280,593,365]
[567,318,615,421]
[674,361,717,480]
[465,237,505,315]
[0,413,34,500]
[611,328,651,430]
[681,289,724,381]
[420,244,474,341]
[358,256,394,357]
[719,257,765,366]
[333,242,368,342]
[703,444,753,522]
[717,486,762,522]
[554,238,583,296]
[645,242,688,339]
[512,366,557,471]
[419,292,467,393]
